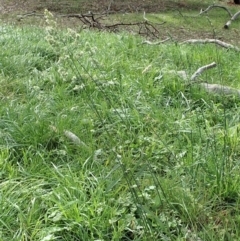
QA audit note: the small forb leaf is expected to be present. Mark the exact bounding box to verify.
[64,130,87,147]
[39,227,68,241]
[48,210,62,222]
[40,234,55,241]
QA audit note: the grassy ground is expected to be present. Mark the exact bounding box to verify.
[1,2,240,241]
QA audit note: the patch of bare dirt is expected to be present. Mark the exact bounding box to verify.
[0,0,159,14]
[0,0,209,15]
[0,0,239,45]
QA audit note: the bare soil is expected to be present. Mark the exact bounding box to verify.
[0,0,209,14]
[0,0,239,45]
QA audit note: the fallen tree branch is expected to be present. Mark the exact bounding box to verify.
[199,83,240,96]
[168,63,240,97]
[63,11,164,38]
[200,4,240,29]
[63,12,105,29]
[182,39,240,51]
[190,62,217,81]
[224,11,240,29]
[17,10,164,39]
[142,38,170,45]
[166,63,216,82]
[199,5,232,17]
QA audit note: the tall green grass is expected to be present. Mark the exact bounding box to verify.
[0,10,240,240]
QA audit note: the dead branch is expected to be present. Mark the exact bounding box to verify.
[166,63,216,82]
[143,11,149,22]
[199,5,232,17]
[199,83,240,96]
[190,62,217,81]
[165,64,240,98]
[17,10,164,38]
[182,39,240,51]
[168,63,240,97]
[142,38,170,45]
[64,11,164,38]
[142,12,166,27]
[64,12,105,29]
[200,5,240,29]
[185,63,240,97]
[224,10,240,29]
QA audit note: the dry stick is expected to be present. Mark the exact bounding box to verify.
[190,63,240,97]
[182,39,240,51]
[143,11,149,22]
[167,63,240,97]
[199,5,232,17]
[199,5,240,29]
[18,10,163,38]
[224,11,240,29]
[199,83,240,96]
[65,12,164,38]
[190,62,217,81]
[143,11,166,26]
[142,38,170,45]
[65,13,104,28]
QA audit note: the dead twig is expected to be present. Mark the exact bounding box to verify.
[143,11,149,22]
[64,11,164,38]
[105,12,165,38]
[190,62,217,81]
[17,10,164,39]
[182,39,240,51]
[142,38,170,45]
[64,12,105,29]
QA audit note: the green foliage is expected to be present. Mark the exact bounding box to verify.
[0,10,240,240]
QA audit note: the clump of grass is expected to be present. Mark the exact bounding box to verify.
[0,9,240,240]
